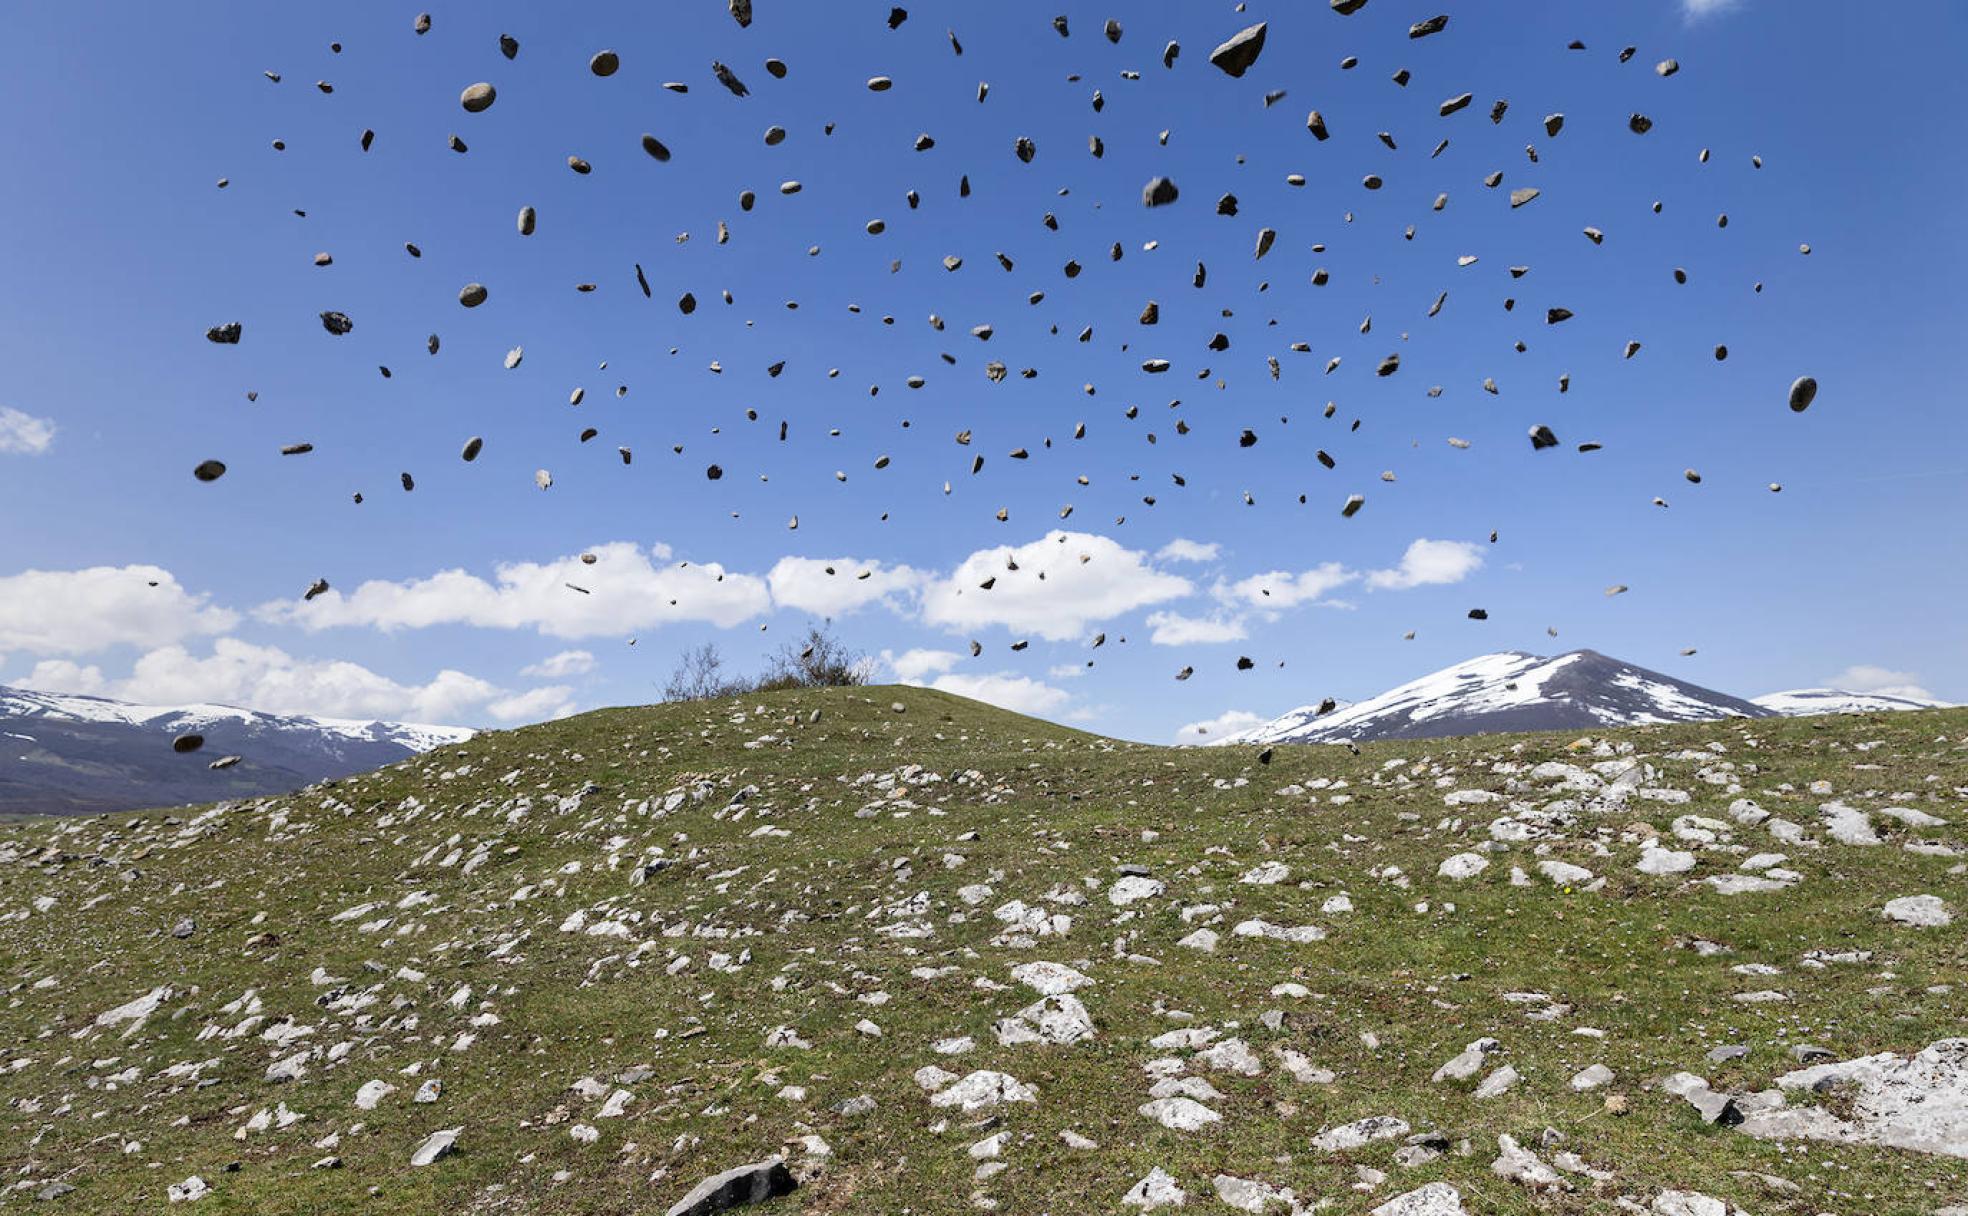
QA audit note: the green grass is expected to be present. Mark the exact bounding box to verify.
[2,688,1964,1214]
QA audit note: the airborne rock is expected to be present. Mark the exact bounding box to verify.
[1209,24,1267,77]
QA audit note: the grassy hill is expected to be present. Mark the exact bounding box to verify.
[3,688,1965,1214]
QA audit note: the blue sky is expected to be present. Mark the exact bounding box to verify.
[0,0,1962,742]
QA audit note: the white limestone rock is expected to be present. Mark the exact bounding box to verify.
[1884,895,1953,928]
[1437,853,1489,880]
[1490,1134,1567,1191]
[1312,1115,1410,1151]
[1737,1038,1968,1158]
[1139,1096,1221,1132]
[928,1070,1037,1112]
[1109,876,1165,906]
[1123,1167,1187,1209]
[1371,1183,1466,1215]
[409,1128,459,1167]
[1432,1037,1500,1082]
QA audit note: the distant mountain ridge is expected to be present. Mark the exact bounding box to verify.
[0,686,472,817]
[1211,650,1780,746]
[1211,651,1955,747]
[1752,688,1953,716]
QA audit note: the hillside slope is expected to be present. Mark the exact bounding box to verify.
[3,688,1966,1215]
[0,686,473,817]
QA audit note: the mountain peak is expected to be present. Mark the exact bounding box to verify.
[1213,650,1772,746]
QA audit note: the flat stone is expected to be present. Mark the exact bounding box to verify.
[929,1070,1036,1111]
[1491,1134,1566,1191]
[1705,874,1791,895]
[1123,1167,1187,1209]
[1738,1038,1968,1158]
[1140,1096,1221,1131]
[1651,1191,1726,1216]
[1637,846,1696,875]
[1010,961,1093,995]
[1538,860,1594,886]
[1432,1037,1500,1082]
[1884,895,1953,927]
[1372,1183,1466,1215]
[663,1159,796,1216]
[1437,852,1488,879]
[1109,876,1165,906]
[1474,1064,1521,1098]
[409,1128,458,1167]
[1313,1115,1410,1151]
[1213,1174,1295,1213]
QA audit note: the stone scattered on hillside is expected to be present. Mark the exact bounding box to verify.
[1883,894,1953,927]
[409,1128,459,1166]
[663,1159,796,1216]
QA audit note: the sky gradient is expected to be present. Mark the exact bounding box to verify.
[0,0,1962,742]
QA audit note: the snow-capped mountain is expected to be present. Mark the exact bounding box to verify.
[1752,688,1954,717]
[1211,650,1775,746]
[0,686,473,817]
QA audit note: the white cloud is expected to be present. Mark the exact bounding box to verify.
[18,638,576,727]
[488,685,577,722]
[1205,540,1481,620]
[1365,539,1485,591]
[1047,663,1086,680]
[521,649,596,679]
[263,542,771,639]
[1156,538,1221,564]
[767,557,924,618]
[19,638,500,723]
[1215,563,1357,613]
[246,533,1186,653]
[923,672,1072,717]
[0,565,239,656]
[21,659,106,695]
[1682,0,1740,19]
[885,647,961,682]
[0,407,56,455]
[1145,611,1249,646]
[1824,665,1935,701]
[1173,709,1266,744]
[919,531,1192,641]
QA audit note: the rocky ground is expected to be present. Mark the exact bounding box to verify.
[2,689,1964,1215]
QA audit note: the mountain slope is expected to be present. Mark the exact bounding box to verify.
[1215,650,1775,746]
[0,686,473,817]
[2,687,1964,1215]
[1754,688,1954,717]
